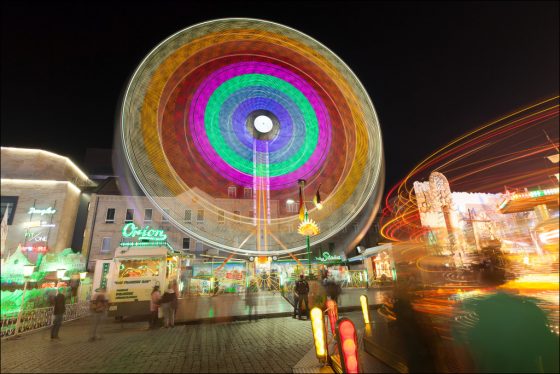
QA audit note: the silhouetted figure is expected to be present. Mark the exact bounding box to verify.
[246,279,259,322]
[149,285,161,329]
[456,257,559,373]
[294,274,310,319]
[393,281,437,373]
[50,288,66,340]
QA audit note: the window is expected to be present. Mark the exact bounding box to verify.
[195,241,204,252]
[244,188,252,199]
[105,208,116,223]
[228,186,237,198]
[184,209,192,223]
[249,210,254,218]
[0,196,18,225]
[125,209,134,223]
[218,210,225,224]
[233,210,240,216]
[286,201,298,213]
[328,242,335,253]
[197,209,204,223]
[118,259,159,278]
[101,237,111,252]
[162,208,170,222]
[144,209,152,223]
[353,223,359,233]
[182,237,190,250]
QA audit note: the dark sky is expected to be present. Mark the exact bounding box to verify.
[2,1,559,193]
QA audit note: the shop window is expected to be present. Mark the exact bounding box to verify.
[105,208,115,223]
[183,237,190,250]
[228,186,237,198]
[118,259,159,278]
[101,237,111,252]
[197,209,204,223]
[162,208,170,222]
[0,196,18,225]
[218,210,225,224]
[184,209,192,223]
[144,208,152,223]
[244,188,252,199]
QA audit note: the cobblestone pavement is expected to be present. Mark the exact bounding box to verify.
[1,314,315,373]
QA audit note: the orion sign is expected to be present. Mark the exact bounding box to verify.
[121,223,167,241]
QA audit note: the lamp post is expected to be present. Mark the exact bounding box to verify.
[294,179,322,277]
[78,272,87,302]
[56,268,66,288]
[13,264,35,337]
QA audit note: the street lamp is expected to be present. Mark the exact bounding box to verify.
[296,179,320,276]
[13,264,35,337]
[56,268,66,287]
[78,272,87,302]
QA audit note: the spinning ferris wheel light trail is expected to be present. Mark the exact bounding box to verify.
[118,18,384,257]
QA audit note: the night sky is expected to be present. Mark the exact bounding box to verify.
[1,1,558,193]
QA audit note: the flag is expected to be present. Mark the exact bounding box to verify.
[298,185,305,222]
[313,184,322,209]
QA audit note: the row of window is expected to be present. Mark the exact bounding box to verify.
[104,208,205,224]
[100,236,198,252]
[104,208,266,224]
[228,186,253,199]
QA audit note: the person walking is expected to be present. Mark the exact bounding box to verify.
[294,274,310,320]
[149,285,161,329]
[89,287,109,342]
[50,288,66,340]
[171,279,179,318]
[245,279,259,322]
[160,284,177,328]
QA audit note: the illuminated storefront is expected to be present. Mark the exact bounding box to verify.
[0,147,94,261]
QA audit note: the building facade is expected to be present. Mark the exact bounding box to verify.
[0,147,94,262]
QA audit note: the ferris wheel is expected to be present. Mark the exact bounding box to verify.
[119,18,384,256]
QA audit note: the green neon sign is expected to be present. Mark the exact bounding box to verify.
[119,241,173,250]
[315,252,342,263]
[121,223,167,241]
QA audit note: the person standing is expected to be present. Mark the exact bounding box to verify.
[245,279,259,322]
[89,287,109,341]
[149,285,161,329]
[50,288,66,340]
[160,285,177,328]
[294,274,310,320]
[171,279,179,319]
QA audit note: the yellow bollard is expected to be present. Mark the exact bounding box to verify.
[360,294,370,324]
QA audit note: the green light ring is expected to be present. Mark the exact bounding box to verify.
[204,74,319,176]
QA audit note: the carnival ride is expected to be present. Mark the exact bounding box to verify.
[117,18,384,258]
[377,96,559,336]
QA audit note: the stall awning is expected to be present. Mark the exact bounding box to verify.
[347,243,393,262]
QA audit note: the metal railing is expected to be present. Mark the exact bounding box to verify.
[1,301,91,339]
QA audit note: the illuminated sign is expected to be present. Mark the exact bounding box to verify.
[119,240,173,250]
[315,252,342,263]
[23,245,47,253]
[121,223,167,241]
[100,263,110,289]
[28,207,57,215]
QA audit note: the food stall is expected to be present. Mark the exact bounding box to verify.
[93,243,181,319]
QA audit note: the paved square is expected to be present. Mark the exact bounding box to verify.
[1,315,314,373]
